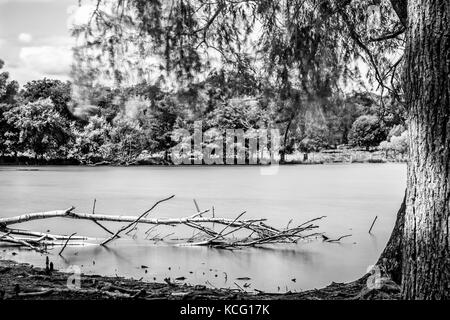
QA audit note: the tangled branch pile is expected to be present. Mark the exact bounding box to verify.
[0,195,325,253]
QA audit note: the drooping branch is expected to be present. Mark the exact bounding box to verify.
[337,7,404,108]
[338,9,384,87]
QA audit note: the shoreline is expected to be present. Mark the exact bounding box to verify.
[0,149,407,167]
[0,160,406,167]
[0,259,399,300]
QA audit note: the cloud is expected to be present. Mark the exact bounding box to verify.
[19,45,72,76]
[18,33,33,43]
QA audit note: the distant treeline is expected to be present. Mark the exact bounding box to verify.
[0,59,407,165]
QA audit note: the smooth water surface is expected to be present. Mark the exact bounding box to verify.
[0,164,406,292]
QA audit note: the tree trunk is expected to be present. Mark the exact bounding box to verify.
[402,0,450,299]
[280,119,293,164]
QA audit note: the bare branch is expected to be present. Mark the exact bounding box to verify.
[125,195,176,235]
[101,195,176,246]
[59,233,77,256]
[369,27,405,42]
[91,199,115,235]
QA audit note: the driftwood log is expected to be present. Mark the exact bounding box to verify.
[0,195,329,252]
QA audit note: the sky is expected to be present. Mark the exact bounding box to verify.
[0,0,90,86]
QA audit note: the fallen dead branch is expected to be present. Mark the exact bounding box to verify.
[0,195,326,251]
[101,195,175,246]
[124,195,175,236]
[58,233,77,256]
[16,289,54,298]
[369,216,378,233]
[322,234,352,242]
[2,228,87,241]
[91,199,115,235]
[0,235,46,252]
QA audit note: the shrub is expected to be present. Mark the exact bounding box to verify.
[348,115,386,149]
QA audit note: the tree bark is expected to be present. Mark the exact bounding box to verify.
[402,0,450,299]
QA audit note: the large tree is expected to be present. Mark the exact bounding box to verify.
[4,98,72,160]
[21,79,73,120]
[0,59,19,157]
[377,0,449,300]
[75,0,449,299]
[401,0,449,299]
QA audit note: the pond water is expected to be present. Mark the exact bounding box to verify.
[0,164,406,293]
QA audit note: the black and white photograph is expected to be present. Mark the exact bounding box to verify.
[0,0,448,312]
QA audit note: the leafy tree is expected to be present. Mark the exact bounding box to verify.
[206,98,265,131]
[140,96,183,159]
[348,115,386,150]
[108,117,146,163]
[1,60,20,157]
[70,115,111,164]
[379,130,408,157]
[386,124,406,141]
[298,137,323,154]
[4,98,71,160]
[389,131,408,154]
[21,79,73,120]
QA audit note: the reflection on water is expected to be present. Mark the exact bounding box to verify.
[0,164,406,292]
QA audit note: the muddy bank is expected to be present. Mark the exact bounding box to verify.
[0,260,400,300]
